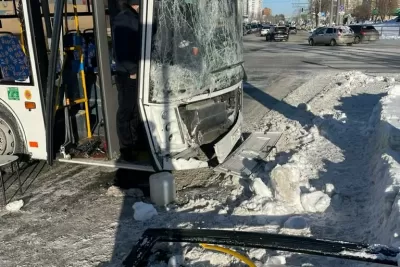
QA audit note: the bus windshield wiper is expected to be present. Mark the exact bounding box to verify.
[210,61,244,74]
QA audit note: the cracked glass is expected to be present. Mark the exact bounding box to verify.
[149,0,243,103]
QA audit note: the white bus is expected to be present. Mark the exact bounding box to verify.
[0,0,279,174]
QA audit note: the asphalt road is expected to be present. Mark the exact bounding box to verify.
[242,31,400,130]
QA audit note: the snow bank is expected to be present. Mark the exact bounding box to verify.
[367,85,400,246]
[146,71,399,266]
[380,35,400,40]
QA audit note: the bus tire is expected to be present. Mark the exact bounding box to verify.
[0,104,26,157]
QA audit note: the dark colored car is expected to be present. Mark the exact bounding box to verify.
[348,25,379,43]
[266,26,289,42]
[289,26,297,34]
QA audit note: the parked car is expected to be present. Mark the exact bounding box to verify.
[266,26,289,42]
[308,26,354,46]
[260,26,271,37]
[308,27,324,36]
[244,25,252,35]
[348,25,380,43]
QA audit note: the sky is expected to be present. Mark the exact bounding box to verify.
[263,0,295,16]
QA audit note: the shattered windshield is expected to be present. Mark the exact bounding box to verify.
[149,0,243,103]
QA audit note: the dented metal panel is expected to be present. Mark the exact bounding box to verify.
[215,132,282,177]
[214,112,243,163]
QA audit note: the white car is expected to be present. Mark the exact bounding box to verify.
[260,26,271,37]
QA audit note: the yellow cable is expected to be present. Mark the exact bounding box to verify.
[200,243,256,267]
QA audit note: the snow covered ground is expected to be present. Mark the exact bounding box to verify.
[374,26,400,40]
[2,71,400,267]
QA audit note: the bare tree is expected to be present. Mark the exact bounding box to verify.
[353,4,371,21]
[312,0,331,26]
[376,0,397,20]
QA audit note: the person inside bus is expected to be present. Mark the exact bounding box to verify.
[113,0,141,161]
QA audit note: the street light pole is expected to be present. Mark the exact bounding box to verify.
[318,0,322,26]
[329,0,334,26]
[336,0,341,25]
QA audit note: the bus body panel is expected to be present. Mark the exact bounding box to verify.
[0,0,48,160]
[0,84,47,160]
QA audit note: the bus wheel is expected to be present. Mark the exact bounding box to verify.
[0,105,25,156]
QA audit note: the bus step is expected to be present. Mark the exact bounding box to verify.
[58,157,155,172]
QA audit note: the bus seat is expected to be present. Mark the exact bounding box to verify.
[83,29,116,73]
[64,31,86,73]
[0,35,30,81]
[85,42,98,73]
[64,30,84,47]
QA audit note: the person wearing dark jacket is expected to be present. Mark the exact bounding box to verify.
[112,0,141,161]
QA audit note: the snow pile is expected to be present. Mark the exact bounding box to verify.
[367,85,400,246]
[5,200,24,212]
[128,71,400,266]
[300,191,331,213]
[380,35,400,40]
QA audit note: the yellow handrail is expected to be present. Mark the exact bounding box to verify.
[200,243,256,267]
[72,0,92,138]
[19,24,26,54]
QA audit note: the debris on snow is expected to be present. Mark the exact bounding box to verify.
[250,177,273,198]
[284,216,309,230]
[106,185,124,197]
[266,255,286,265]
[376,76,385,82]
[324,183,335,196]
[248,248,267,261]
[5,200,24,212]
[269,164,303,208]
[132,202,158,221]
[385,77,396,83]
[301,191,331,213]
[176,198,221,213]
[107,186,144,198]
[168,255,184,267]
[184,246,239,266]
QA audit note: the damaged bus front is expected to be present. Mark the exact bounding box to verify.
[141,0,247,170]
[141,0,244,169]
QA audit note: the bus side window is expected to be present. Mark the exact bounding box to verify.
[0,34,31,83]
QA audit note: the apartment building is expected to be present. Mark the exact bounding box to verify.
[243,0,249,16]
[248,0,262,20]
